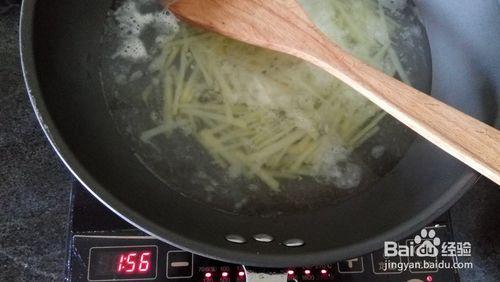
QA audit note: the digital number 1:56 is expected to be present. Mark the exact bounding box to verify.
[117,251,152,273]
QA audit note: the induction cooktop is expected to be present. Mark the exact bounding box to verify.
[66,182,460,282]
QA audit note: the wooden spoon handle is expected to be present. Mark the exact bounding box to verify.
[167,0,500,184]
[306,38,500,184]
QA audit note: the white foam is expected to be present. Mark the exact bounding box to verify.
[112,0,179,63]
[314,144,362,189]
[113,37,148,61]
[114,1,155,37]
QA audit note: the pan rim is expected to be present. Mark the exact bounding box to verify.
[19,0,480,267]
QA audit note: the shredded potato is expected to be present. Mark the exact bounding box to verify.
[141,0,409,191]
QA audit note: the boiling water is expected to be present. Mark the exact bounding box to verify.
[99,0,431,216]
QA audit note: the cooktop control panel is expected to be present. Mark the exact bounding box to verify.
[67,183,460,282]
[68,229,459,282]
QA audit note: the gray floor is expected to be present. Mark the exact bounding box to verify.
[0,2,498,281]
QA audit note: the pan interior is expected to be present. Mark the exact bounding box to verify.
[28,0,499,267]
[98,0,431,216]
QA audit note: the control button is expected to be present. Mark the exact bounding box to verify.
[236,267,246,281]
[405,239,439,273]
[371,250,402,274]
[167,250,194,279]
[337,257,364,273]
[220,271,230,282]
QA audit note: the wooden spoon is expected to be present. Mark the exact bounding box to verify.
[164,0,500,185]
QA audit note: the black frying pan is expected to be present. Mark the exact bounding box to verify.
[20,0,499,269]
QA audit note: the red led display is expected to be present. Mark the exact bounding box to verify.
[88,246,157,281]
[117,251,152,273]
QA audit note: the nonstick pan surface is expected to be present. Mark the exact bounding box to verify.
[20,0,499,267]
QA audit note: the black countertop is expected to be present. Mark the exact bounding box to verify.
[0,2,71,281]
[0,2,498,281]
